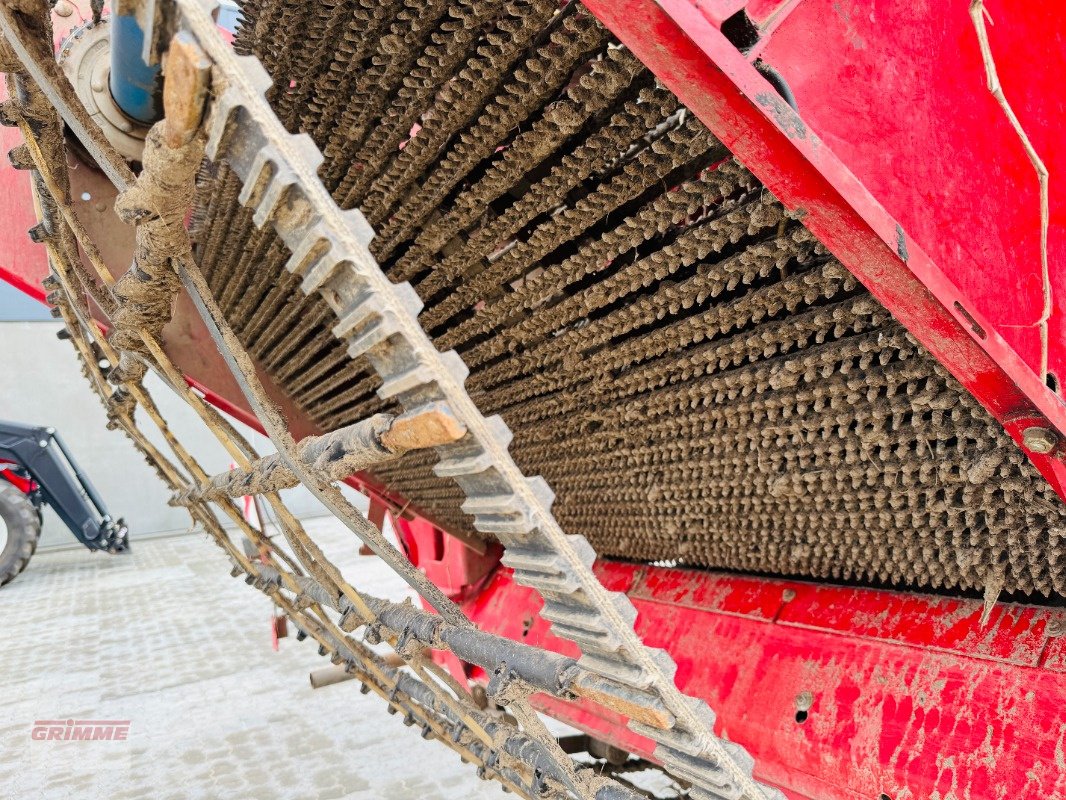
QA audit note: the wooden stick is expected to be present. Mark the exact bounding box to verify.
[163,32,212,148]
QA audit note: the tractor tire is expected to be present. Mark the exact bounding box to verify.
[0,481,42,588]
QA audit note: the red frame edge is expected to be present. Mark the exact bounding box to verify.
[437,561,1066,800]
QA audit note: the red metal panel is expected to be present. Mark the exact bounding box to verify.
[393,516,501,600]
[0,5,91,302]
[751,0,1066,383]
[442,562,1066,800]
[579,0,1066,504]
[0,127,49,302]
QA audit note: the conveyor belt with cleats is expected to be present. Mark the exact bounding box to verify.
[192,0,1066,599]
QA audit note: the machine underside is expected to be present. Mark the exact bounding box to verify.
[3,0,1066,799]
[197,0,1065,598]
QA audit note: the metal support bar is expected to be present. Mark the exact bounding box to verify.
[386,663,644,800]
[172,405,465,504]
[259,566,674,731]
[308,665,357,690]
[49,428,109,517]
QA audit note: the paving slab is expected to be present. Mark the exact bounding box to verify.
[0,516,506,800]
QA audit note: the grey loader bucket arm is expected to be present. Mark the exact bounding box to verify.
[0,420,128,553]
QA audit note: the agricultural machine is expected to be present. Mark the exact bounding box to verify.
[0,419,128,586]
[0,0,1062,797]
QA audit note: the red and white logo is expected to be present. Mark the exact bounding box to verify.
[31,719,131,741]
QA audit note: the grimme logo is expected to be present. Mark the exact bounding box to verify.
[31,719,130,741]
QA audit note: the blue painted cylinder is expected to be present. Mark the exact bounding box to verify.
[108,3,164,125]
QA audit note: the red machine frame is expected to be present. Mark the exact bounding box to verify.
[419,543,1066,800]
[2,1,1064,798]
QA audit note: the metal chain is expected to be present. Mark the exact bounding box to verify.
[0,5,666,797]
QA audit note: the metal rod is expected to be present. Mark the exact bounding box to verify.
[309,665,357,690]
[173,406,465,504]
[260,568,673,730]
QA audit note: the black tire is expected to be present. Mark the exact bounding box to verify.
[0,481,42,588]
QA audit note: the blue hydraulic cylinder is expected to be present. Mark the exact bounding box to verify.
[108,1,164,125]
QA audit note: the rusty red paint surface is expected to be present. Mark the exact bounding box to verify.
[442,562,1066,800]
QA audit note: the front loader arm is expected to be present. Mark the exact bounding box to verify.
[0,419,127,551]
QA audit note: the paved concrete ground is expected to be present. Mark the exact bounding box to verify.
[0,517,508,799]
